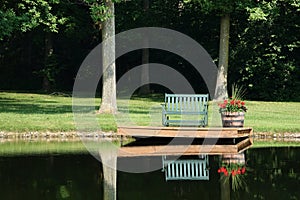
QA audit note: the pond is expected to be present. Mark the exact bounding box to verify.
[0,140,299,200]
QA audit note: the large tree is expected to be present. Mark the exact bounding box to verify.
[99,0,117,113]
[216,13,230,100]
[84,0,117,114]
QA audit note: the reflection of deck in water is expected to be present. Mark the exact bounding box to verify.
[117,126,253,157]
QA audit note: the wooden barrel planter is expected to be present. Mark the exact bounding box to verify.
[221,112,245,127]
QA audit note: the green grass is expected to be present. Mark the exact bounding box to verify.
[0,92,75,132]
[0,92,299,133]
[245,101,300,133]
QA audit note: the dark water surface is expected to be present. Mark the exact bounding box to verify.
[0,147,299,200]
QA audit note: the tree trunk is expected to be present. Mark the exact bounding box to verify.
[215,14,230,100]
[139,0,150,95]
[139,48,150,94]
[43,32,53,92]
[99,0,117,114]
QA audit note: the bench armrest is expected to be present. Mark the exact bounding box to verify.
[161,104,167,112]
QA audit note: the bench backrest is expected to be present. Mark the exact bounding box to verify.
[164,94,209,112]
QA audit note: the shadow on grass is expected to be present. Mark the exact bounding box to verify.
[0,102,73,114]
[0,97,89,114]
[127,94,164,102]
[0,93,164,115]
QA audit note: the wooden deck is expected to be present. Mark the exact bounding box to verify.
[117,126,253,157]
[117,126,253,138]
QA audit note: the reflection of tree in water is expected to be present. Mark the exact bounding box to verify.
[245,147,300,200]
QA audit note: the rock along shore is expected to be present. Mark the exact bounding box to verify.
[0,131,117,141]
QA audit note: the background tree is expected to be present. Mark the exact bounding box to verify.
[0,3,18,40]
[184,0,268,100]
[138,0,150,95]
[229,0,300,101]
[0,0,67,91]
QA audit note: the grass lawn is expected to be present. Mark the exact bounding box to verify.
[0,92,75,132]
[0,92,299,133]
[245,101,300,133]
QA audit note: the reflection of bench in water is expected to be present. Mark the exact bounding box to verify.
[162,155,209,181]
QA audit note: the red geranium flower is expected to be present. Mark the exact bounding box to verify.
[218,98,247,113]
[218,84,247,113]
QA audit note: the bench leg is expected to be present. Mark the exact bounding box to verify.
[162,111,169,126]
[204,114,208,127]
[166,116,169,126]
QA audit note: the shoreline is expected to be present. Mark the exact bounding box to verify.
[1,131,300,141]
[253,132,300,139]
[0,131,115,140]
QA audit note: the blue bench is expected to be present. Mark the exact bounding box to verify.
[161,94,209,126]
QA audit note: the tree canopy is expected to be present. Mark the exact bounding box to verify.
[0,0,299,101]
